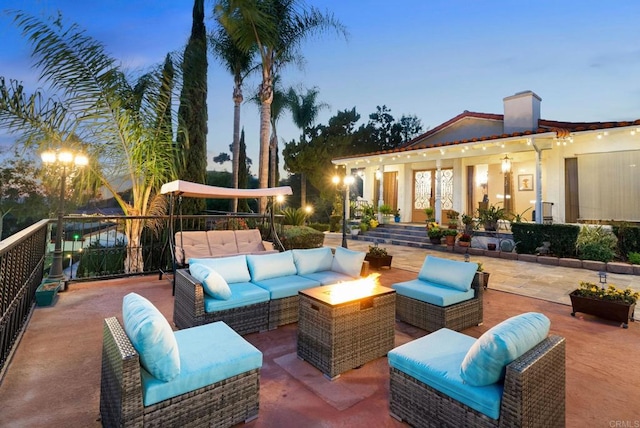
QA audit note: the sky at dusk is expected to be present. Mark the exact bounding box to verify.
[2,0,640,174]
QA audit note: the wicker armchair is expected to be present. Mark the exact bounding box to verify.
[100,317,260,427]
[394,273,484,333]
[389,335,566,427]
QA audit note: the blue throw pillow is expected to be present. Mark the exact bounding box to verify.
[460,312,551,386]
[418,256,478,292]
[189,264,232,300]
[188,255,250,284]
[331,246,366,278]
[292,247,334,275]
[247,251,297,281]
[122,293,180,382]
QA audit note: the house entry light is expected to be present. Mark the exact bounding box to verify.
[41,149,89,284]
[501,155,512,174]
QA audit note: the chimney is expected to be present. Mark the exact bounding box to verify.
[503,90,541,133]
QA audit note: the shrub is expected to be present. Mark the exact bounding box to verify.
[329,215,342,232]
[613,223,640,261]
[575,225,618,262]
[628,252,640,265]
[280,226,324,250]
[511,223,579,257]
[307,222,329,232]
[76,240,126,278]
[281,207,308,226]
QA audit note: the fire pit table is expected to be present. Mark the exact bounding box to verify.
[297,278,396,379]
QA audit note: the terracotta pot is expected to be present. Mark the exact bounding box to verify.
[458,241,470,247]
[570,291,636,328]
[445,235,455,246]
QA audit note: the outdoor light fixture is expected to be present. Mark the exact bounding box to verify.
[41,149,88,285]
[598,271,607,285]
[333,173,355,248]
[501,155,513,213]
[501,155,512,174]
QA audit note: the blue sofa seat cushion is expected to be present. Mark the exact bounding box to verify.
[251,275,320,299]
[418,256,478,292]
[392,279,475,307]
[122,293,180,382]
[388,328,503,420]
[141,321,263,406]
[460,312,551,386]
[299,270,355,285]
[292,247,334,275]
[247,251,297,282]
[203,282,270,312]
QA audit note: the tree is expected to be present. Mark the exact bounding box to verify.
[210,21,256,212]
[177,0,208,215]
[0,12,177,272]
[285,86,328,206]
[214,0,347,213]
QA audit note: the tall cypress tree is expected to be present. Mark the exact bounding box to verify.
[237,128,250,213]
[177,0,208,214]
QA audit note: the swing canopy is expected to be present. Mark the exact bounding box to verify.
[160,180,293,199]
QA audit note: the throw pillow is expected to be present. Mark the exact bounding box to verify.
[247,251,297,281]
[331,246,366,278]
[292,247,333,275]
[188,263,232,300]
[188,255,251,284]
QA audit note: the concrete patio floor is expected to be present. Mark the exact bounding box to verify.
[1,237,639,427]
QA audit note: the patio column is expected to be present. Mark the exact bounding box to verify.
[532,139,543,224]
[435,160,442,224]
[376,167,384,223]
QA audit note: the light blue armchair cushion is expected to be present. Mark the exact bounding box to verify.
[331,246,366,278]
[392,279,475,307]
[247,251,297,281]
[188,255,250,284]
[203,282,270,312]
[388,328,503,420]
[460,312,551,386]
[418,256,478,292]
[292,247,334,275]
[252,275,320,299]
[188,264,232,300]
[122,293,180,382]
[141,321,263,406]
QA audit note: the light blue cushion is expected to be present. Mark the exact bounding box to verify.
[389,328,503,420]
[188,255,250,284]
[141,321,262,406]
[299,270,355,285]
[331,246,365,278]
[418,256,478,292]
[247,251,297,281]
[203,282,270,312]
[392,279,475,306]
[460,312,551,386]
[252,275,320,299]
[188,264,232,300]
[122,293,180,382]
[292,247,334,275]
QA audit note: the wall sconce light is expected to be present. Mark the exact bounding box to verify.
[501,155,512,174]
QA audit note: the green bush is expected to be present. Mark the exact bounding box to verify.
[307,222,329,232]
[329,215,342,232]
[613,223,640,261]
[76,240,126,277]
[576,225,618,262]
[627,252,640,265]
[511,223,579,257]
[280,226,325,250]
[281,207,308,226]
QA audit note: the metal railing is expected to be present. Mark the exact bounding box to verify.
[0,220,48,375]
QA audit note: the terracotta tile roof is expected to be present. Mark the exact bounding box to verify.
[333,111,640,161]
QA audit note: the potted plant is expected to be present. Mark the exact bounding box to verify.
[478,204,505,231]
[461,213,475,234]
[427,224,443,244]
[443,228,457,246]
[458,233,472,247]
[446,210,459,229]
[474,262,490,290]
[379,204,394,224]
[35,280,63,307]
[570,281,638,328]
[365,244,393,269]
[424,207,435,223]
[394,209,401,223]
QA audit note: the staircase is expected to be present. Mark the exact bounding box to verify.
[354,223,432,248]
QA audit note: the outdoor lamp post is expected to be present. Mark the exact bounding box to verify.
[41,149,88,283]
[333,174,355,248]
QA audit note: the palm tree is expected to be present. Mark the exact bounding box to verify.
[0,12,178,273]
[209,25,257,212]
[286,86,328,206]
[214,0,347,213]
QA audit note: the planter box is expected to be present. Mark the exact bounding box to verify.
[474,271,490,290]
[36,281,62,307]
[365,254,393,270]
[569,291,636,328]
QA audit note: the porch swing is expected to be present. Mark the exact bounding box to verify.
[159,180,293,292]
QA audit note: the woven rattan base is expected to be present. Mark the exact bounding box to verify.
[268,296,299,330]
[297,288,396,379]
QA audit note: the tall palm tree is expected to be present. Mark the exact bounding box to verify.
[210,25,257,212]
[214,0,347,213]
[286,86,328,206]
[0,11,177,273]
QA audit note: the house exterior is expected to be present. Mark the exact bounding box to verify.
[332,90,640,225]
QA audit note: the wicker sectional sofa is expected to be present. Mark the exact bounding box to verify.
[391,255,483,332]
[174,246,368,333]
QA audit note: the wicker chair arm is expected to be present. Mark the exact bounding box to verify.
[175,268,205,318]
